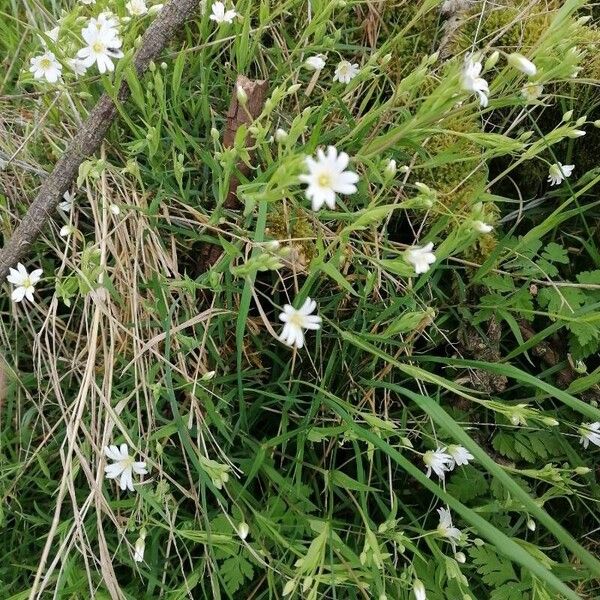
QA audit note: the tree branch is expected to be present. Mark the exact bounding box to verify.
[0,0,200,280]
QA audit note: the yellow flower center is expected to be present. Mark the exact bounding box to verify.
[92,41,105,53]
[22,277,31,288]
[317,172,332,188]
[40,59,52,70]
[289,312,304,327]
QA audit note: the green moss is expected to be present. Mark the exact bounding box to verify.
[265,204,316,265]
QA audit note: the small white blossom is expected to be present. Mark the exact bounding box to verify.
[333,60,359,84]
[237,522,249,540]
[507,53,537,76]
[461,56,489,107]
[104,443,148,492]
[77,27,123,74]
[126,0,148,16]
[413,579,426,600]
[85,12,120,36]
[39,26,59,47]
[526,518,536,532]
[406,242,436,275]
[6,263,43,303]
[455,551,466,563]
[29,51,62,83]
[579,422,600,449]
[109,204,121,215]
[473,220,493,234]
[423,447,453,480]
[547,163,574,186]
[59,191,76,212]
[299,146,359,211]
[522,83,543,102]
[209,1,237,24]
[437,507,461,550]
[67,58,88,78]
[60,225,73,237]
[305,54,326,70]
[447,445,474,468]
[278,297,322,349]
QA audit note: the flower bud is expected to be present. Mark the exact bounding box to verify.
[567,129,586,138]
[455,551,466,563]
[287,83,302,94]
[275,128,288,143]
[413,579,426,600]
[507,53,537,76]
[542,417,559,426]
[236,85,248,105]
[384,158,397,179]
[562,110,574,122]
[237,522,249,540]
[527,518,536,532]
[575,115,587,126]
[201,370,216,381]
[484,51,499,71]
[575,466,591,475]
[210,127,220,141]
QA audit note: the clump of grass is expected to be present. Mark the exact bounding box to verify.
[2,1,600,599]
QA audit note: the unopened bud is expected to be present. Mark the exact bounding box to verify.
[484,51,499,71]
[236,85,248,105]
[562,110,574,122]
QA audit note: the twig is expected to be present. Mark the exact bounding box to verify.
[0,0,200,281]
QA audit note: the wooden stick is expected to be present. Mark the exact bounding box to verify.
[0,0,200,280]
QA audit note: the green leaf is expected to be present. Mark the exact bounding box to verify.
[470,546,518,586]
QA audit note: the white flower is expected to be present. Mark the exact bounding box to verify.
[60,225,73,237]
[547,162,574,186]
[333,60,359,84]
[209,1,237,24]
[423,447,454,479]
[67,58,88,78]
[522,83,543,102]
[29,51,62,83]
[237,522,249,540]
[59,191,76,212]
[133,534,145,562]
[413,579,426,600]
[104,443,148,492]
[299,146,359,211]
[278,297,322,349]
[579,422,600,449]
[39,26,59,46]
[305,54,326,70]
[507,53,537,76]
[447,445,474,468]
[80,0,96,4]
[7,263,43,303]
[109,204,121,215]
[126,0,148,16]
[473,220,493,234]
[454,551,466,563]
[461,56,489,107]
[77,27,123,74]
[437,507,462,549]
[406,242,436,275]
[87,12,120,34]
